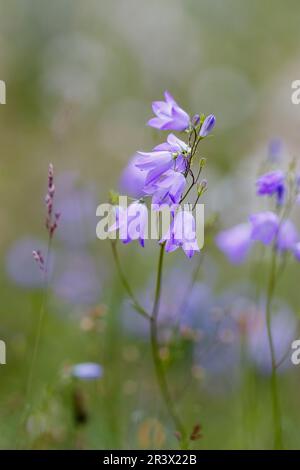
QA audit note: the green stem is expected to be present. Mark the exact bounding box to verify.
[111,241,151,320]
[150,244,188,448]
[17,238,52,447]
[266,246,283,449]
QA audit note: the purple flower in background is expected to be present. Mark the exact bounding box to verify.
[72,362,103,380]
[199,114,216,137]
[247,305,296,374]
[268,138,283,163]
[6,238,54,288]
[109,201,148,247]
[122,265,215,340]
[55,175,97,247]
[293,242,300,261]
[53,251,101,305]
[276,220,298,252]
[119,154,147,199]
[147,91,190,131]
[161,210,200,258]
[216,223,253,264]
[249,211,279,245]
[256,170,285,205]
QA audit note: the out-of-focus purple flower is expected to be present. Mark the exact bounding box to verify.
[56,183,97,247]
[249,211,279,245]
[192,289,251,393]
[147,91,190,131]
[161,210,200,258]
[268,138,283,163]
[53,251,100,305]
[293,242,300,261]
[109,202,148,247]
[247,305,296,374]
[119,154,147,199]
[5,238,54,288]
[276,220,298,252]
[122,266,215,340]
[199,114,216,137]
[144,170,186,206]
[256,170,285,205]
[216,223,253,264]
[72,362,103,380]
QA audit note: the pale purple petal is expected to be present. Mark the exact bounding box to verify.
[216,223,253,264]
[147,91,190,131]
[119,154,146,198]
[276,220,298,252]
[293,242,300,261]
[249,211,279,245]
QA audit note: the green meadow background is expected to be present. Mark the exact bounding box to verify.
[1,0,300,449]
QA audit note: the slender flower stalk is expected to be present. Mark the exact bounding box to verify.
[111,241,151,320]
[265,245,283,449]
[19,164,60,446]
[216,158,300,449]
[109,91,215,446]
[150,244,188,448]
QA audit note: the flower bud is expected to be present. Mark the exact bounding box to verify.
[199,114,216,137]
[192,114,200,126]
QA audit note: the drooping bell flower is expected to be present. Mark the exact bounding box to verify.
[109,202,148,247]
[144,170,186,207]
[160,210,200,258]
[135,150,175,187]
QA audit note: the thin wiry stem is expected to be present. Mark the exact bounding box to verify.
[26,239,52,395]
[266,245,283,449]
[150,244,188,448]
[17,238,52,447]
[111,241,151,320]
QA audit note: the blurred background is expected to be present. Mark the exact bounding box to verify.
[1,0,300,449]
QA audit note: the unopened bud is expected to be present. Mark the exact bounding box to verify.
[192,114,200,126]
[199,157,206,169]
[199,114,216,137]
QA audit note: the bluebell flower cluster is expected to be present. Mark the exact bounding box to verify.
[111,91,216,258]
